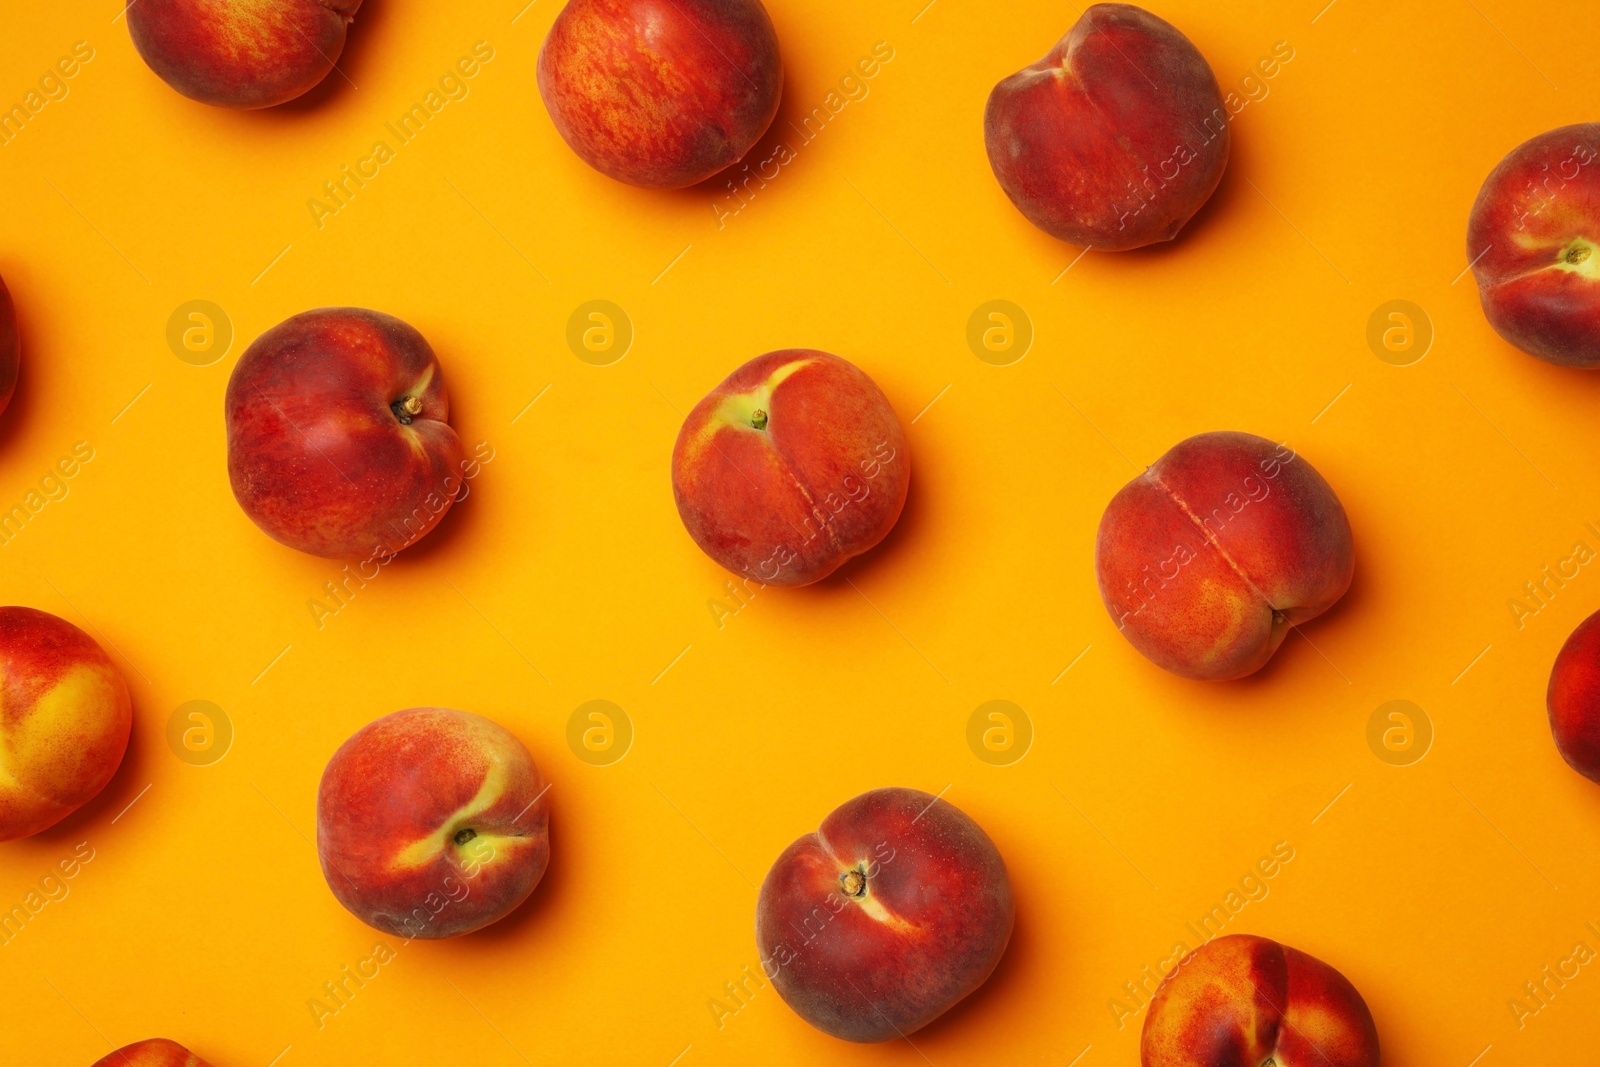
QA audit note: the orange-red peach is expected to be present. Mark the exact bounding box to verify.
[92,1039,213,1067]
[1096,431,1353,680]
[1546,607,1600,782]
[0,607,132,842]
[538,0,783,188]
[225,308,465,559]
[127,0,362,109]
[756,787,1013,1042]
[1468,123,1600,367]
[985,3,1229,250]
[1142,934,1379,1067]
[316,708,550,939]
[671,350,909,586]
[0,272,16,417]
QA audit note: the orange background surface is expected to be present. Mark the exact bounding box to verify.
[2,0,1598,1064]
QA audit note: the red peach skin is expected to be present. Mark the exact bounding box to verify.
[1547,607,1600,782]
[92,1039,214,1067]
[0,607,133,841]
[225,308,465,559]
[0,272,16,417]
[127,0,361,109]
[317,708,550,939]
[1468,123,1600,367]
[538,0,782,188]
[756,787,1013,1042]
[672,350,909,586]
[1096,431,1354,680]
[985,3,1229,250]
[1143,934,1379,1067]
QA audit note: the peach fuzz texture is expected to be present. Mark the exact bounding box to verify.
[1468,122,1600,367]
[538,0,782,188]
[755,787,1013,1042]
[1095,431,1353,680]
[1141,933,1379,1067]
[316,707,550,940]
[0,606,132,842]
[91,1039,215,1067]
[984,3,1229,250]
[671,349,909,586]
[127,0,362,109]
[1546,606,1600,782]
[224,307,465,560]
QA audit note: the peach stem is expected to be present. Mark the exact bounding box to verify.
[391,395,423,424]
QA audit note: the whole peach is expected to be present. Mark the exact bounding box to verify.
[127,0,362,109]
[756,787,1013,1042]
[1096,431,1353,680]
[1468,123,1600,367]
[538,0,783,188]
[0,607,132,842]
[92,1039,214,1067]
[1143,934,1379,1067]
[985,3,1229,250]
[225,308,466,559]
[1546,607,1600,782]
[316,708,550,939]
[672,350,909,586]
[0,272,16,418]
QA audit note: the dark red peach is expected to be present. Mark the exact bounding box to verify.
[1547,607,1600,782]
[985,3,1230,250]
[1468,123,1600,367]
[224,308,465,559]
[756,787,1013,1042]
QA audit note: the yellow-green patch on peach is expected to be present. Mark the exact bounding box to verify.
[0,607,132,841]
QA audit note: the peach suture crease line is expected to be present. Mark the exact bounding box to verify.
[1148,468,1281,621]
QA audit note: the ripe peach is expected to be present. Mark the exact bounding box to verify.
[0,607,132,842]
[225,308,465,560]
[672,350,909,586]
[91,1039,213,1067]
[1143,934,1379,1067]
[985,3,1229,250]
[126,0,362,109]
[538,0,783,188]
[756,787,1013,1042]
[316,708,550,939]
[1096,431,1353,680]
[1468,123,1600,367]
[1546,607,1600,782]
